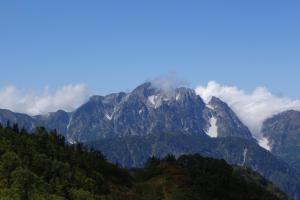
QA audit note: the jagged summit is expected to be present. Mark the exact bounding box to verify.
[204,96,253,139]
[0,82,254,143]
[0,82,300,198]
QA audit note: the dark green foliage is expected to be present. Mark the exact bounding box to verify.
[0,126,132,200]
[133,154,290,200]
[0,126,291,200]
[89,132,300,199]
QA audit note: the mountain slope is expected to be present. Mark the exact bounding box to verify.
[0,82,299,198]
[66,82,208,142]
[0,82,253,143]
[203,96,253,139]
[0,126,132,199]
[262,110,300,169]
[34,110,71,137]
[64,82,255,142]
[89,133,300,200]
[0,109,37,131]
[134,154,290,200]
[0,126,288,200]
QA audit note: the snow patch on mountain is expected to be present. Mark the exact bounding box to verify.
[206,116,218,138]
[206,104,214,110]
[242,148,248,166]
[148,95,156,105]
[176,93,181,101]
[258,137,271,151]
[148,95,162,109]
[196,81,300,139]
[67,115,73,130]
[105,113,113,120]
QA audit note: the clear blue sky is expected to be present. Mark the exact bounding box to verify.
[0,1,299,97]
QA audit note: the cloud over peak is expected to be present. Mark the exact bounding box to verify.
[0,80,299,140]
[0,84,90,116]
[195,81,300,139]
[150,73,189,92]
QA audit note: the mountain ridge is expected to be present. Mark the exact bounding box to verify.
[0,82,255,143]
[1,82,300,199]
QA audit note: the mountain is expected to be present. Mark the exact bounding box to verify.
[66,82,254,142]
[204,96,253,139]
[0,82,253,143]
[0,109,71,138]
[34,110,71,138]
[89,132,300,200]
[0,82,300,198]
[0,126,290,200]
[67,82,209,142]
[262,110,300,169]
[0,109,37,131]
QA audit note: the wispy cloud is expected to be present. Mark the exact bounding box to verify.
[1,80,298,139]
[195,81,300,139]
[150,73,189,92]
[0,84,90,115]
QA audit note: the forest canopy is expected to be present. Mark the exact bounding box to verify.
[0,123,289,200]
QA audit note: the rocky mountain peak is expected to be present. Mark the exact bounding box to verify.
[130,82,155,98]
[0,82,253,143]
[262,110,300,139]
[208,96,230,110]
[204,96,253,140]
[261,110,300,168]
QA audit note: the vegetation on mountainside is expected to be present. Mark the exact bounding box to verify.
[0,123,290,200]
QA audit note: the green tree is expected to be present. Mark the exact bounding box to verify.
[69,188,95,200]
[0,152,21,187]
[11,168,43,200]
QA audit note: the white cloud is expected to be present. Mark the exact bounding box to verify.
[195,81,300,139]
[0,84,90,115]
[150,73,189,92]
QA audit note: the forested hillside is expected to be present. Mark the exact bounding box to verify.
[0,124,290,200]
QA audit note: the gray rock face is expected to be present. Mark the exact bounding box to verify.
[0,109,37,131]
[34,110,71,137]
[67,82,208,142]
[65,82,254,143]
[204,97,253,139]
[66,92,127,142]
[0,82,253,143]
[262,110,300,169]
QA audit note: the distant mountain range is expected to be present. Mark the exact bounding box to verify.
[0,82,253,142]
[0,82,300,199]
